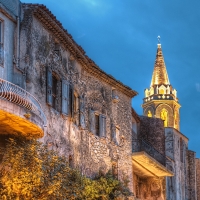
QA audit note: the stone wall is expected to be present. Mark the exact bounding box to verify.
[196,158,200,200]
[187,150,197,200]
[139,116,165,155]
[165,128,189,200]
[132,174,166,200]
[18,5,134,191]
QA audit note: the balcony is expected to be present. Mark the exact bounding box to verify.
[132,139,173,177]
[0,78,46,138]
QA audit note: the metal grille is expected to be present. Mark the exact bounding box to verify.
[0,78,46,126]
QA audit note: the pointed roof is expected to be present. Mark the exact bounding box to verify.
[150,43,170,87]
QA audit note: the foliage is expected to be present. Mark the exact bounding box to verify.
[0,137,132,200]
[81,170,132,200]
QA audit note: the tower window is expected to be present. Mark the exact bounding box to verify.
[159,89,165,94]
[147,110,152,117]
[160,108,168,127]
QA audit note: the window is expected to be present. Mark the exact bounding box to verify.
[52,75,57,109]
[95,114,100,136]
[47,67,71,114]
[159,89,165,94]
[112,88,119,103]
[147,110,152,117]
[160,108,168,127]
[89,110,106,137]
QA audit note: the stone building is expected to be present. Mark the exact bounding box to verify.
[0,0,137,193]
[0,0,200,199]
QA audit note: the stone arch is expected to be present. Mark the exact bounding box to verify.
[156,104,174,128]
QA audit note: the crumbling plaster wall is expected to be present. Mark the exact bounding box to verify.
[165,128,189,200]
[19,9,134,190]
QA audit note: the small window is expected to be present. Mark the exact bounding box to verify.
[95,114,100,136]
[159,89,165,94]
[147,110,152,117]
[112,88,119,103]
[160,108,168,127]
[89,110,106,137]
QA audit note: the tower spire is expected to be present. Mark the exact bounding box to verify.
[150,36,170,87]
[142,38,181,131]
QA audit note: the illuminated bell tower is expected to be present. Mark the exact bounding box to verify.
[142,37,181,130]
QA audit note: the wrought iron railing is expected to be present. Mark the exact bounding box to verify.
[0,78,46,126]
[132,139,166,166]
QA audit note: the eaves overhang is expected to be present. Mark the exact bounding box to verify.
[22,3,137,98]
[132,151,173,178]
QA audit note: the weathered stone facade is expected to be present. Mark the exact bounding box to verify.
[165,128,189,200]
[15,4,137,191]
[196,159,200,200]
[132,114,172,200]
[0,1,200,199]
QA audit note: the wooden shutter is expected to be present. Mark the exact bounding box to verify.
[70,85,74,118]
[99,114,106,137]
[46,67,52,106]
[61,80,70,115]
[79,96,85,129]
[89,109,95,134]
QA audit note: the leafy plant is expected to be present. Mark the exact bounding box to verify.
[0,137,133,200]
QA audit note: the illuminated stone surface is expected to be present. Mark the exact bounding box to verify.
[132,151,173,177]
[0,98,44,138]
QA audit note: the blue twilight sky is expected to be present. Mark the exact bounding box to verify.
[22,0,200,156]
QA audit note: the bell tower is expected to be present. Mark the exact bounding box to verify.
[142,37,181,130]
